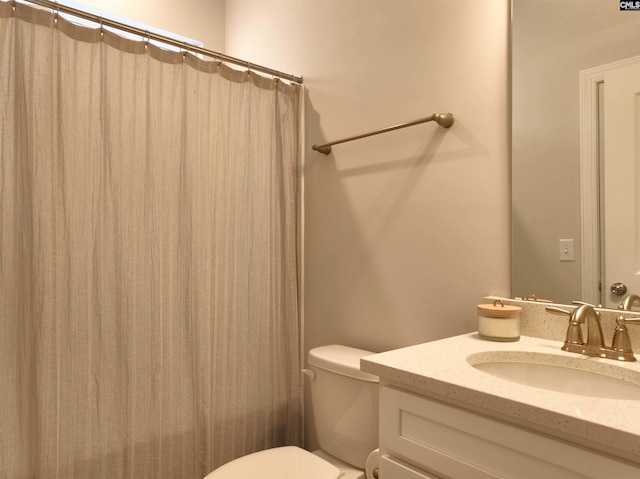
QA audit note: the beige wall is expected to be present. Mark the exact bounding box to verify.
[225,0,511,448]
[224,0,510,349]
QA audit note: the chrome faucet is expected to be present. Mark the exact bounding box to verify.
[546,302,640,362]
[619,293,640,310]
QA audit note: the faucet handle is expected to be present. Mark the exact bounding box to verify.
[618,315,640,325]
[546,306,572,317]
[610,316,640,361]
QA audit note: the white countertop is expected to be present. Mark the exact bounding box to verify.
[360,333,640,462]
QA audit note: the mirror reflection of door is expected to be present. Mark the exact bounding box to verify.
[582,56,640,308]
[603,60,640,309]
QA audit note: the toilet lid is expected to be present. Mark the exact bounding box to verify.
[203,446,341,479]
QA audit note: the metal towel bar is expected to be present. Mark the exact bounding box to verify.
[312,113,454,155]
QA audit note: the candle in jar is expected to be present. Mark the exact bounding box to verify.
[477,300,522,342]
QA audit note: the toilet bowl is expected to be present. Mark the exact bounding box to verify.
[203,345,379,479]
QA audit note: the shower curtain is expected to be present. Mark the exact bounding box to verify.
[0,3,301,478]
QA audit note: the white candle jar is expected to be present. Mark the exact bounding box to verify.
[477,300,522,342]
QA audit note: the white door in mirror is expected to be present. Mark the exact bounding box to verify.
[604,61,640,308]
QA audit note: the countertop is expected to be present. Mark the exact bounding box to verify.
[360,333,640,462]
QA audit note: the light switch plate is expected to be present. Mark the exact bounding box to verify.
[559,239,575,262]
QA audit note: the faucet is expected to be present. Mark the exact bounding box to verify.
[546,302,640,362]
[619,293,640,310]
[574,303,605,349]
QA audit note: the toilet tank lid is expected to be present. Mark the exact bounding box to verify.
[308,345,379,382]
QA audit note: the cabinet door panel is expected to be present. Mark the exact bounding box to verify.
[380,386,639,479]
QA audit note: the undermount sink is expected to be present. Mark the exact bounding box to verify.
[468,351,640,400]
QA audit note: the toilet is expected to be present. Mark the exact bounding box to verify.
[204,345,379,479]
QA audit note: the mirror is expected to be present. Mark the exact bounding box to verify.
[511,0,640,305]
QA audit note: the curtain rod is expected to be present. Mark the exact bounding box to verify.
[20,0,303,84]
[311,113,454,155]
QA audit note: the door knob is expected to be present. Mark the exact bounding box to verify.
[611,282,628,296]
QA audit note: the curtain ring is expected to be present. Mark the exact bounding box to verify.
[144,30,149,49]
[182,41,190,61]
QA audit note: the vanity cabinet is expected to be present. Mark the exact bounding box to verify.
[379,385,639,479]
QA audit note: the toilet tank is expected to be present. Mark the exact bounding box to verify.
[307,345,379,469]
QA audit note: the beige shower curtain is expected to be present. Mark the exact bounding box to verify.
[0,3,301,478]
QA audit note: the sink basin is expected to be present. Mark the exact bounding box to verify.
[468,351,640,400]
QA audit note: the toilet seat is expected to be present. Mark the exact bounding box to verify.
[203,446,341,479]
